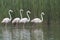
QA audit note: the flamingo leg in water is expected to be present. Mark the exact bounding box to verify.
[12,23,19,40]
[31,23,36,30]
[22,23,25,40]
[2,23,12,40]
[2,24,7,40]
[30,23,35,40]
[15,23,18,29]
[23,23,25,30]
[15,23,19,40]
[5,23,7,30]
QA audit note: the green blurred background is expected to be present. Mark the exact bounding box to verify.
[0,0,60,40]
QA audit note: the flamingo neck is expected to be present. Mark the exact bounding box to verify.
[9,11,12,20]
[41,13,43,22]
[27,12,30,21]
[20,10,22,19]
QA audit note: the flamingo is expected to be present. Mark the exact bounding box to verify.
[20,10,31,29]
[1,10,13,40]
[31,12,45,28]
[12,9,23,40]
[1,10,13,25]
[31,12,45,23]
[12,9,23,24]
[19,10,31,40]
[30,12,45,40]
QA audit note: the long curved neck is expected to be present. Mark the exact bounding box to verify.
[27,12,30,21]
[9,11,12,20]
[41,14,43,22]
[20,10,22,19]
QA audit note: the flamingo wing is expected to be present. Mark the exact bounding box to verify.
[20,18,28,23]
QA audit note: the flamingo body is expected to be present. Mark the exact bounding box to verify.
[1,18,11,24]
[20,18,29,23]
[12,18,20,23]
[1,10,13,24]
[31,18,42,23]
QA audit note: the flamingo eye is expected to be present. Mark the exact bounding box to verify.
[42,12,45,15]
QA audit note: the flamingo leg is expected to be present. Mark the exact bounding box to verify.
[15,23,19,40]
[2,24,5,40]
[31,23,35,30]
[15,23,18,29]
[5,23,7,30]
[2,23,12,40]
[12,23,19,40]
[23,23,25,30]
[30,23,35,40]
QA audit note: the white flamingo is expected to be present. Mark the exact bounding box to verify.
[1,10,13,40]
[31,12,45,27]
[12,9,23,40]
[12,9,23,24]
[31,12,45,23]
[20,10,31,29]
[1,10,13,25]
[30,12,45,40]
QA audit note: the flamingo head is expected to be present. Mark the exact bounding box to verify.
[27,10,31,14]
[41,12,45,15]
[9,10,13,12]
[20,9,24,12]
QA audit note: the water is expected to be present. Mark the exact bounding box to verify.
[1,24,57,40]
[31,29,44,40]
[2,28,12,40]
[20,29,30,40]
[34,29,43,40]
[12,28,20,40]
[1,26,44,40]
[12,28,31,40]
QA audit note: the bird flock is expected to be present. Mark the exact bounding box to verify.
[1,9,45,26]
[1,9,45,40]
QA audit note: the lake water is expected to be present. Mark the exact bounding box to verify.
[0,23,59,40]
[0,25,44,40]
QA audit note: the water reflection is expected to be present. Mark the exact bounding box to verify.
[2,26,44,40]
[31,29,44,40]
[12,28,31,40]
[12,28,19,40]
[20,29,30,40]
[2,28,12,40]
